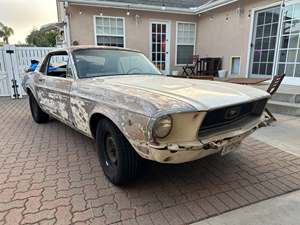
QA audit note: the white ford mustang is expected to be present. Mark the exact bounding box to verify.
[22,46,270,185]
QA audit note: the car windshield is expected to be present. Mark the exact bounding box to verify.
[72,49,162,78]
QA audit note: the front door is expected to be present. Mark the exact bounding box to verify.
[150,21,170,75]
[36,51,73,125]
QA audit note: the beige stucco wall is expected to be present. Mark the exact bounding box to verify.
[197,0,279,77]
[68,5,197,72]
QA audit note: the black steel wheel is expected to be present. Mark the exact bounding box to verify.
[96,119,143,185]
[29,94,49,123]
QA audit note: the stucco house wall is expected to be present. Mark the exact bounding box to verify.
[67,5,197,72]
[197,0,279,77]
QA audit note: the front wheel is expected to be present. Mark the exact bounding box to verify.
[96,119,143,185]
[29,94,49,123]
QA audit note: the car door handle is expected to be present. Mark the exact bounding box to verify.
[38,77,45,82]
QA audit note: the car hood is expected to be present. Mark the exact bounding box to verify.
[100,75,270,110]
[79,75,270,113]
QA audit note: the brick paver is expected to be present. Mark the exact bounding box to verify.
[0,97,300,225]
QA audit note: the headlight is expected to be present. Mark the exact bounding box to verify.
[153,115,173,138]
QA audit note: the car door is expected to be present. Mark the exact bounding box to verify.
[35,51,73,125]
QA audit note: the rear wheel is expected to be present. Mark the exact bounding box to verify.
[96,119,143,185]
[29,94,49,123]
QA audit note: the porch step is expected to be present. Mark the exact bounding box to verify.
[267,100,300,116]
[272,92,300,103]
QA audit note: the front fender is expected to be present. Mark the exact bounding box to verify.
[70,96,151,145]
[22,74,37,99]
[89,104,151,143]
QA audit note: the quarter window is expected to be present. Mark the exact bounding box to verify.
[95,16,125,47]
[45,52,69,78]
[176,22,196,65]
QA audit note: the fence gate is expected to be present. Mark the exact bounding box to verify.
[0,45,55,98]
[0,47,10,96]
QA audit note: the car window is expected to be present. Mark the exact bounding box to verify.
[46,53,69,78]
[72,49,161,78]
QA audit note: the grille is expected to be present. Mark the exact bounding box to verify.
[198,98,268,136]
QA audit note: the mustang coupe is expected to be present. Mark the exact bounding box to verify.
[22,46,270,185]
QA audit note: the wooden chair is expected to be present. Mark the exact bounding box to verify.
[182,55,199,76]
[265,74,285,122]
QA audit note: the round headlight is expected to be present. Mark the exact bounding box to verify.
[153,115,173,138]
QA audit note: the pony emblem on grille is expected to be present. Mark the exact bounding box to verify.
[225,106,241,120]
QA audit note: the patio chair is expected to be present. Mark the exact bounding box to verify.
[182,55,199,76]
[265,74,285,123]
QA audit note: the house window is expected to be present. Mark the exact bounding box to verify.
[231,57,241,75]
[176,22,196,65]
[95,16,125,47]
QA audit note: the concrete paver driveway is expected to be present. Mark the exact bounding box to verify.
[1,97,300,225]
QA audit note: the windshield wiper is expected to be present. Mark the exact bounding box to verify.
[125,73,161,75]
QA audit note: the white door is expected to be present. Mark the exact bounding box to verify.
[150,21,170,75]
[275,1,300,85]
[248,6,281,77]
[248,2,300,85]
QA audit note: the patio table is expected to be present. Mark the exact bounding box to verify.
[225,77,270,85]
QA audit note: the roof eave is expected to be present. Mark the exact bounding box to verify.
[59,0,238,15]
[60,0,195,15]
[194,0,239,14]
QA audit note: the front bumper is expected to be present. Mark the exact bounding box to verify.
[136,117,267,164]
[147,129,252,163]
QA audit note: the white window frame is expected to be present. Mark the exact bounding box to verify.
[175,21,197,66]
[230,56,241,75]
[93,15,126,47]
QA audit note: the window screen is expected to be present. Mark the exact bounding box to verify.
[95,16,125,47]
[176,23,196,65]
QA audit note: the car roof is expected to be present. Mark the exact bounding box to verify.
[50,45,141,54]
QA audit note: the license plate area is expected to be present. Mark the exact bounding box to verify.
[220,141,241,156]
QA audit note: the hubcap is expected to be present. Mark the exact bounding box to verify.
[105,134,118,166]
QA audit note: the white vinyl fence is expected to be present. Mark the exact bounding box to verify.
[0,45,55,98]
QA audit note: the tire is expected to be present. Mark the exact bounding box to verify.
[29,93,49,123]
[96,119,143,185]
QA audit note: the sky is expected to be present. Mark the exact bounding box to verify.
[0,0,58,44]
